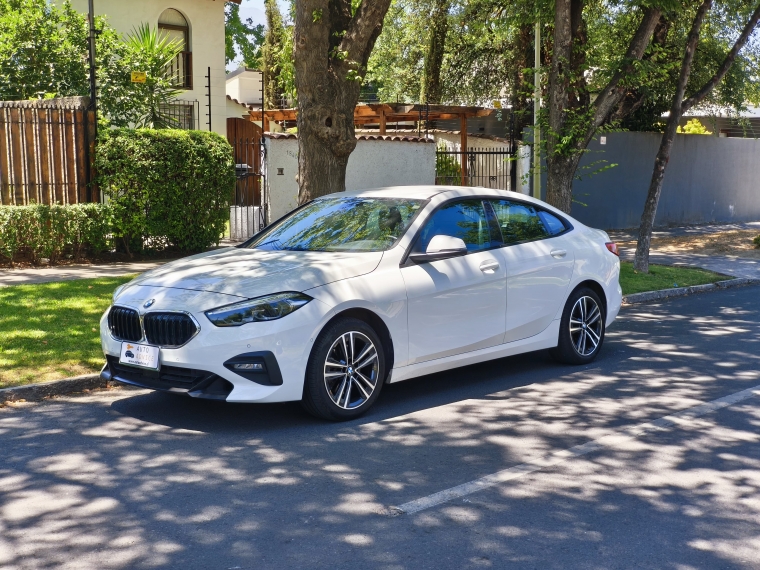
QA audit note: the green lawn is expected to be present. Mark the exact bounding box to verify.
[619,262,727,295]
[0,276,134,389]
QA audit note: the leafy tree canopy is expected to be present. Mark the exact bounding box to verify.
[225,2,265,68]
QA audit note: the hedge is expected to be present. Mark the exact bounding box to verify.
[0,203,113,266]
[96,128,235,254]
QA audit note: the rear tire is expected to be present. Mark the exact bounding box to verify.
[550,287,605,365]
[302,317,386,421]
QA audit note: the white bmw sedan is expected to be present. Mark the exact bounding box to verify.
[100,186,621,420]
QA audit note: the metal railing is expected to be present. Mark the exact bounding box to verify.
[229,137,266,240]
[158,100,200,130]
[436,148,513,190]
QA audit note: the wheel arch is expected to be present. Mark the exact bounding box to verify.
[572,279,607,316]
[318,308,395,381]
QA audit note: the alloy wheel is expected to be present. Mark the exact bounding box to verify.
[569,296,603,357]
[323,331,379,410]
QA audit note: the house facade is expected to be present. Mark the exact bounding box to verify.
[70,0,246,136]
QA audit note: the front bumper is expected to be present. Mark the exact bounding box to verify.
[100,287,334,403]
[101,358,235,400]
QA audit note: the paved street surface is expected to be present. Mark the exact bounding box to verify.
[2,286,760,569]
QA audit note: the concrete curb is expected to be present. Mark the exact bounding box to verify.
[622,277,760,305]
[0,372,108,405]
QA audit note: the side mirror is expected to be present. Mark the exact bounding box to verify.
[409,235,468,263]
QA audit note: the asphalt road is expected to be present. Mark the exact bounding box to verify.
[2,286,760,570]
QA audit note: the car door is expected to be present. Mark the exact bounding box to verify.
[400,199,507,364]
[488,200,575,343]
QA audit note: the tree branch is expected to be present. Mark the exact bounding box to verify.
[341,0,392,68]
[590,6,662,131]
[681,2,760,113]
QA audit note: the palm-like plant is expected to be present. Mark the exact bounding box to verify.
[124,24,184,129]
[99,24,184,129]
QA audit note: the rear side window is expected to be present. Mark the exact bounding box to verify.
[415,200,493,253]
[489,200,549,245]
[537,210,567,235]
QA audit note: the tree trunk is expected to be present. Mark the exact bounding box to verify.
[634,1,760,272]
[420,0,450,104]
[509,23,534,141]
[295,0,391,203]
[545,0,585,211]
[546,154,582,212]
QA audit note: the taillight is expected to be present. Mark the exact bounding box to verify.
[605,242,619,256]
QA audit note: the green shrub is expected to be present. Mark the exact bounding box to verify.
[96,128,235,254]
[0,203,114,266]
[754,234,760,249]
[435,144,462,185]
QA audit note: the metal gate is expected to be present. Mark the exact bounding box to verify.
[227,118,266,241]
[435,147,513,190]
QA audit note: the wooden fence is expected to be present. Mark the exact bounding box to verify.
[0,97,96,205]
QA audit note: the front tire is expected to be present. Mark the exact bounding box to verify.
[302,317,386,421]
[550,287,605,365]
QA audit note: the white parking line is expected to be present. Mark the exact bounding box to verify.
[392,383,760,515]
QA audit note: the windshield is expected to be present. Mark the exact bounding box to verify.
[243,196,425,252]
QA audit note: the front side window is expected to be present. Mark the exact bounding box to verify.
[489,200,550,245]
[243,197,424,252]
[415,200,495,253]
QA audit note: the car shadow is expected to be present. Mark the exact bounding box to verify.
[108,347,610,435]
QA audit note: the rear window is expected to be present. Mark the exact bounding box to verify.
[537,210,567,235]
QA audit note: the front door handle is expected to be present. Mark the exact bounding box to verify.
[550,249,567,259]
[479,260,500,273]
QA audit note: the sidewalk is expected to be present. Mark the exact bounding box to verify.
[0,261,169,287]
[608,221,760,242]
[610,222,760,280]
[617,250,760,280]
[0,239,246,288]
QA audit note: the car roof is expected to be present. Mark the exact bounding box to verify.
[342,186,554,209]
[344,185,522,201]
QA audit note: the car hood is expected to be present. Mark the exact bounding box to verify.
[122,247,384,299]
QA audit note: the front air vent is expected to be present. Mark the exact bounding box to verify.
[108,306,142,342]
[143,312,198,347]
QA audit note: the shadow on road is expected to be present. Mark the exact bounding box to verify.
[1,286,759,569]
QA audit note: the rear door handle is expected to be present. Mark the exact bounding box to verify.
[479,260,500,273]
[550,249,567,259]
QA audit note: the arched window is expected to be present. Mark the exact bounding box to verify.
[158,8,191,89]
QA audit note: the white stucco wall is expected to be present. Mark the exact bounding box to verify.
[226,71,262,105]
[433,132,510,151]
[264,137,436,221]
[70,0,231,136]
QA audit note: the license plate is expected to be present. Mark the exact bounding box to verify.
[119,342,160,370]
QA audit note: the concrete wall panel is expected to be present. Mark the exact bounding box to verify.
[545,132,760,229]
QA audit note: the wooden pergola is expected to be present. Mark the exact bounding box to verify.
[247,104,496,185]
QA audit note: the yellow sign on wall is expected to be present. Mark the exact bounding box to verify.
[131,71,147,84]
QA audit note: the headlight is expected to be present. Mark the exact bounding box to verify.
[205,292,312,327]
[113,284,128,301]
